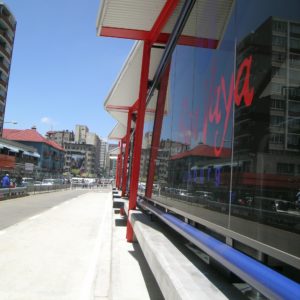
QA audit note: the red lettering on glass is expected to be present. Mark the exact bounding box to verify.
[203,55,254,157]
[234,55,254,106]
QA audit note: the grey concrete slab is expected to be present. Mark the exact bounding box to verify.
[129,210,229,300]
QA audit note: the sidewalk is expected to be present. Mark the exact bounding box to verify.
[0,189,159,300]
[0,191,112,300]
[104,200,164,300]
[0,189,241,300]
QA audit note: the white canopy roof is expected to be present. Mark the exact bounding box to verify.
[104,41,163,127]
[97,0,234,46]
[98,0,235,139]
[108,123,127,140]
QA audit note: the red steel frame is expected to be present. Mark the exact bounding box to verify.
[115,141,121,188]
[125,1,181,241]
[126,41,151,242]
[145,64,170,198]
[101,0,191,241]
[121,109,133,197]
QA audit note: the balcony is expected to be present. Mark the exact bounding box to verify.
[0,13,16,32]
[0,29,13,47]
[0,44,10,59]
[0,78,7,88]
[0,59,9,73]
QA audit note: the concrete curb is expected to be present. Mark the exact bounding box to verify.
[126,203,228,300]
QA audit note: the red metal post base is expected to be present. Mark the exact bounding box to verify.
[126,217,134,242]
[120,207,125,216]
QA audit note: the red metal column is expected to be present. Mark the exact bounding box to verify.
[126,41,151,242]
[121,110,132,197]
[115,141,121,189]
[118,139,124,189]
[145,65,170,198]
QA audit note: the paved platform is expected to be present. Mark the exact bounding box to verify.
[0,189,247,299]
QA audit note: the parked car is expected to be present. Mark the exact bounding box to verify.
[42,179,64,186]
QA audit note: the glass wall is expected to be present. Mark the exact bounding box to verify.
[143,0,300,276]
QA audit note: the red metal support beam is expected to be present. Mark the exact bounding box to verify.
[149,0,179,43]
[118,139,124,189]
[121,110,133,197]
[126,41,151,242]
[145,64,170,198]
[115,153,120,188]
[116,141,122,189]
[100,27,219,49]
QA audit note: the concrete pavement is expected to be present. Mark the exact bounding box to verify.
[0,191,111,300]
[0,189,246,300]
[0,190,160,300]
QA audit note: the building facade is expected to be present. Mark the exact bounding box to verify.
[99,138,107,176]
[63,142,97,177]
[75,125,89,144]
[3,128,64,179]
[46,130,75,147]
[0,3,16,137]
[0,137,40,179]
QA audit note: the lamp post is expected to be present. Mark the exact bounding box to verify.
[4,121,17,125]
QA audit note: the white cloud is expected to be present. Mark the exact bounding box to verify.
[41,117,53,125]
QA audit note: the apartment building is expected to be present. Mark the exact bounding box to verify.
[0,3,16,137]
[46,130,75,147]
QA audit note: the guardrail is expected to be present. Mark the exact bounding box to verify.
[0,183,113,200]
[0,187,27,199]
[138,198,300,300]
[70,183,112,190]
[27,184,71,194]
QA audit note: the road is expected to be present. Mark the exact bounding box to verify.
[0,189,112,300]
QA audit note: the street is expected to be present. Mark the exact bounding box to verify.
[0,189,112,300]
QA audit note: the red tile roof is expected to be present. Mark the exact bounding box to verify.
[3,129,64,151]
[170,144,231,160]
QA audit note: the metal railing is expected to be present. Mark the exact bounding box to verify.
[138,198,300,300]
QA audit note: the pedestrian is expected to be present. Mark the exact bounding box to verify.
[1,174,11,188]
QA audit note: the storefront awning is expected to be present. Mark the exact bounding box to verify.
[23,151,40,158]
[97,0,234,47]
[104,41,164,126]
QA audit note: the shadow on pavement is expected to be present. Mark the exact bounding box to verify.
[129,242,165,300]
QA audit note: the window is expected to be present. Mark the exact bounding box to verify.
[288,101,300,113]
[272,66,286,78]
[273,20,287,33]
[270,134,284,144]
[272,51,286,64]
[288,86,300,100]
[290,53,300,67]
[290,38,300,50]
[277,162,295,174]
[287,134,300,148]
[271,82,284,95]
[270,115,285,127]
[271,99,285,110]
[272,35,287,48]
[290,23,300,35]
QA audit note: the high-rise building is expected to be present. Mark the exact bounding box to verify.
[75,125,89,143]
[99,138,107,176]
[235,17,300,176]
[86,132,101,176]
[46,130,74,147]
[0,4,16,137]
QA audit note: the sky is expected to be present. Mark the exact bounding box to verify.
[3,0,134,139]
